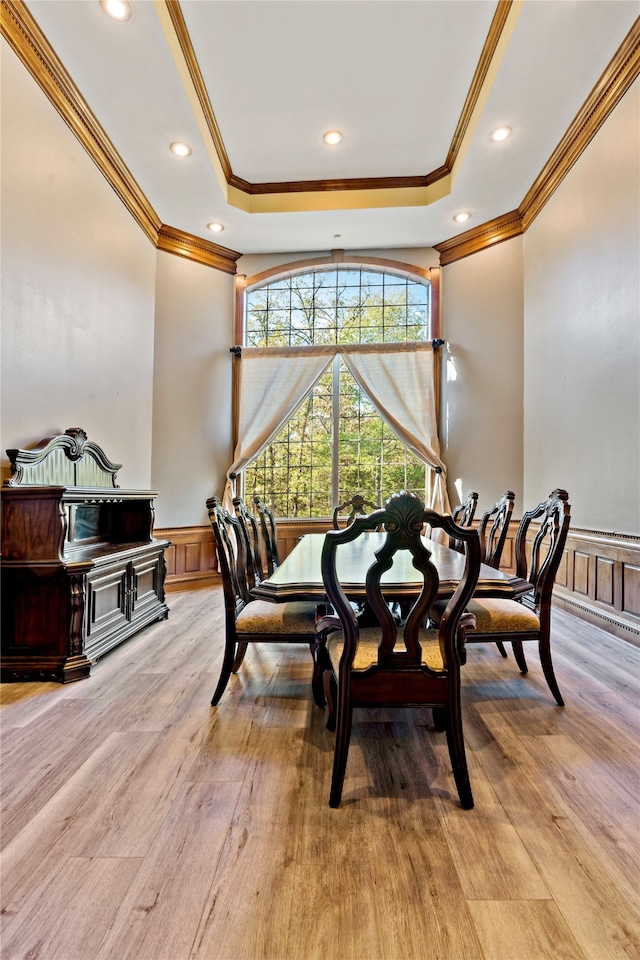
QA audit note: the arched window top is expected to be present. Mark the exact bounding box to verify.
[245,265,431,348]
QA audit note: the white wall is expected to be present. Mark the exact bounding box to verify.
[440,238,525,512]
[0,41,157,489]
[151,252,235,526]
[1,41,156,487]
[523,80,640,533]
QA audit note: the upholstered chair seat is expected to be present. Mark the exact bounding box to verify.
[236,599,317,635]
[431,597,539,634]
[326,626,446,672]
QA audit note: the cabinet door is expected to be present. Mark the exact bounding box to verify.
[130,548,166,624]
[85,560,130,660]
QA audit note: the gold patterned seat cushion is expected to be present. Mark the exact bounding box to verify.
[236,599,317,636]
[431,598,539,633]
[327,626,445,673]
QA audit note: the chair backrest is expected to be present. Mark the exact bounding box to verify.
[252,496,280,576]
[332,493,380,530]
[233,496,264,586]
[322,490,481,676]
[206,496,250,615]
[477,490,515,569]
[514,488,571,614]
[449,491,478,551]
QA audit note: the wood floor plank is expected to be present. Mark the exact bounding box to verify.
[95,781,241,960]
[1,857,141,959]
[519,732,640,885]
[190,727,304,960]
[1,729,201,917]
[468,900,587,960]
[468,715,640,959]
[429,737,551,901]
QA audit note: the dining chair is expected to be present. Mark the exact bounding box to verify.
[433,488,570,705]
[478,490,515,569]
[449,491,478,552]
[206,497,322,706]
[332,493,380,529]
[316,490,481,809]
[252,496,280,576]
[477,490,515,659]
[233,496,265,587]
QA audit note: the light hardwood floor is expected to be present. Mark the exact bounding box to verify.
[1,587,638,960]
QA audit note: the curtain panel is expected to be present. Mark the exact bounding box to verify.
[224,342,451,518]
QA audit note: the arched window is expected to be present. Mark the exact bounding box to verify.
[238,264,438,518]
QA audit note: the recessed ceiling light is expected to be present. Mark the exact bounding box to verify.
[207,222,224,233]
[170,141,192,157]
[323,130,343,146]
[99,0,132,22]
[490,125,512,142]
[453,212,471,223]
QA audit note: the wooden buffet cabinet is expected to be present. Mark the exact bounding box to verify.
[1,428,170,682]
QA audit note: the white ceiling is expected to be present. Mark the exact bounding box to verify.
[23,0,640,255]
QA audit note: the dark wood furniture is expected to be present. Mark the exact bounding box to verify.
[206,497,320,707]
[477,489,516,659]
[1,428,169,683]
[315,491,482,809]
[450,491,478,552]
[250,531,530,605]
[252,496,280,576]
[433,488,571,705]
[233,496,265,586]
[478,490,516,569]
[331,493,380,529]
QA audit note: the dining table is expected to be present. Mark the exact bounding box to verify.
[251,531,532,604]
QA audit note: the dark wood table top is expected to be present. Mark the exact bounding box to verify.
[251,532,532,603]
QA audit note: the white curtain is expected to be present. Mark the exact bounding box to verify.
[225,342,451,522]
[341,343,451,515]
[223,347,332,509]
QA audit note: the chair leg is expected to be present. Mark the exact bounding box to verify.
[329,689,353,808]
[538,635,564,707]
[445,698,473,810]
[211,638,237,706]
[432,707,447,732]
[496,641,508,658]
[511,640,528,673]
[310,640,328,708]
[324,670,337,732]
[232,641,249,672]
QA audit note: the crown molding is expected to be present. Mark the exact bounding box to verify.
[434,210,523,265]
[435,19,640,266]
[157,225,242,274]
[0,0,161,244]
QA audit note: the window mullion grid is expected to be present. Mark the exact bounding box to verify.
[331,354,340,510]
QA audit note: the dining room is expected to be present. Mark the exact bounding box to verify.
[2,1,639,957]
